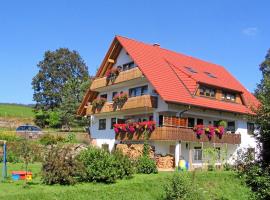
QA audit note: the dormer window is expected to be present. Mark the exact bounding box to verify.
[199,86,216,97]
[222,92,236,102]
[185,66,197,74]
[204,72,217,78]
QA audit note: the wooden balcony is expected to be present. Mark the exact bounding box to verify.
[86,95,157,115]
[115,126,241,144]
[90,67,143,90]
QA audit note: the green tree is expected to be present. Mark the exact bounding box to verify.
[32,48,89,128]
[255,49,270,167]
[59,78,91,129]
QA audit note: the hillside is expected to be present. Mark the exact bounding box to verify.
[0,103,34,119]
[0,104,34,129]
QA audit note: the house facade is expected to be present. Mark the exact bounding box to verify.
[78,36,259,169]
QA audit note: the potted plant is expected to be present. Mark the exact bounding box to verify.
[193,125,204,138]
[215,126,225,138]
[205,125,215,140]
[106,67,119,83]
[113,92,128,109]
[92,97,106,112]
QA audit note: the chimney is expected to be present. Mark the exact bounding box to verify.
[153,43,160,47]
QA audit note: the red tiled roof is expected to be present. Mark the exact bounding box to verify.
[115,35,259,114]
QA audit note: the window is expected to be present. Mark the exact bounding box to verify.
[197,118,204,125]
[141,85,148,95]
[199,86,216,97]
[129,85,148,97]
[117,118,125,124]
[185,66,197,73]
[222,92,236,102]
[188,118,195,128]
[169,145,175,155]
[100,94,107,100]
[122,61,135,71]
[204,72,217,78]
[111,118,117,129]
[214,121,219,127]
[98,119,106,130]
[112,92,118,100]
[194,147,202,161]
[247,122,255,135]
[159,115,164,127]
[227,121,235,133]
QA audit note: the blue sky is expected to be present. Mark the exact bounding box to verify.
[0,0,269,104]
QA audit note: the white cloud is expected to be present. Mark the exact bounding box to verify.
[242,27,259,36]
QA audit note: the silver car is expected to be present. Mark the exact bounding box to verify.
[16,125,43,139]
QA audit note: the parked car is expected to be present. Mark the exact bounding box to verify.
[16,124,43,139]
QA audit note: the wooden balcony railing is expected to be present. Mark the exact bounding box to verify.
[115,126,241,144]
[86,95,157,115]
[90,67,143,90]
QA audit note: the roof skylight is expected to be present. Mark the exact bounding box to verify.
[204,72,217,78]
[185,66,197,74]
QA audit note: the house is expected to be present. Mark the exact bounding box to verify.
[78,36,259,169]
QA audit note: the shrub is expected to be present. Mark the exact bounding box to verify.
[65,132,77,143]
[42,145,84,185]
[39,133,57,145]
[39,133,65,145]
[113,150,134,179]
[164,173,201,200]
[78,147,119,183]
[0,131,20,142]
[136,156,158,174]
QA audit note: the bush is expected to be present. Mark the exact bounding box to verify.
[0,131,20,142]
[113,150,134,179]
[164,173,201,200]
[65,132,77,143]
[42,145,84,185]
[78,147,119,183]
[136,156,158,174]
[39,133,65,145]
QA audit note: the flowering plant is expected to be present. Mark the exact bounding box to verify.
[205,125,215,139]
[193,125,204,138]
[91,97,106,111]
[215,126,225,138]
[113,92,128,108]
[113,121,156,135]
[106,67,119,82]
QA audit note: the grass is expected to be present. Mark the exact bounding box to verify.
[0,104,34,119]
[0,163,253,200]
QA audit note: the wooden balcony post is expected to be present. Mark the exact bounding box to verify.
[175,141,181,168]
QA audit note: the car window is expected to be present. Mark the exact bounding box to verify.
[31,126,41,131]
[16,126,25,131]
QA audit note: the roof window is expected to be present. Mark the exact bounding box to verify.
[204,72,217,78]
[185,66,197,74]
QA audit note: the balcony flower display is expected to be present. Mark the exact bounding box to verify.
[215,126,225,138]
[205,125,215,139]
[113,92,128,108]
[113,121,156,136]
[91,97,106,111]
[106,67,119,82]
[193,125,204,138]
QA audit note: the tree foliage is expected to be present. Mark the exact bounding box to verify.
[32,48,90,128]
[255,49,270,167]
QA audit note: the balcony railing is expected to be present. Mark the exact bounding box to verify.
[90,67,143,90]
[115,126,241,144]
[86,95,157,115]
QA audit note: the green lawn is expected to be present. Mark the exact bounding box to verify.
[0,104,34,119]
[0,163,253,200]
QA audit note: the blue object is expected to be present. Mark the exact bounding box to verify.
[12,174,20,181]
